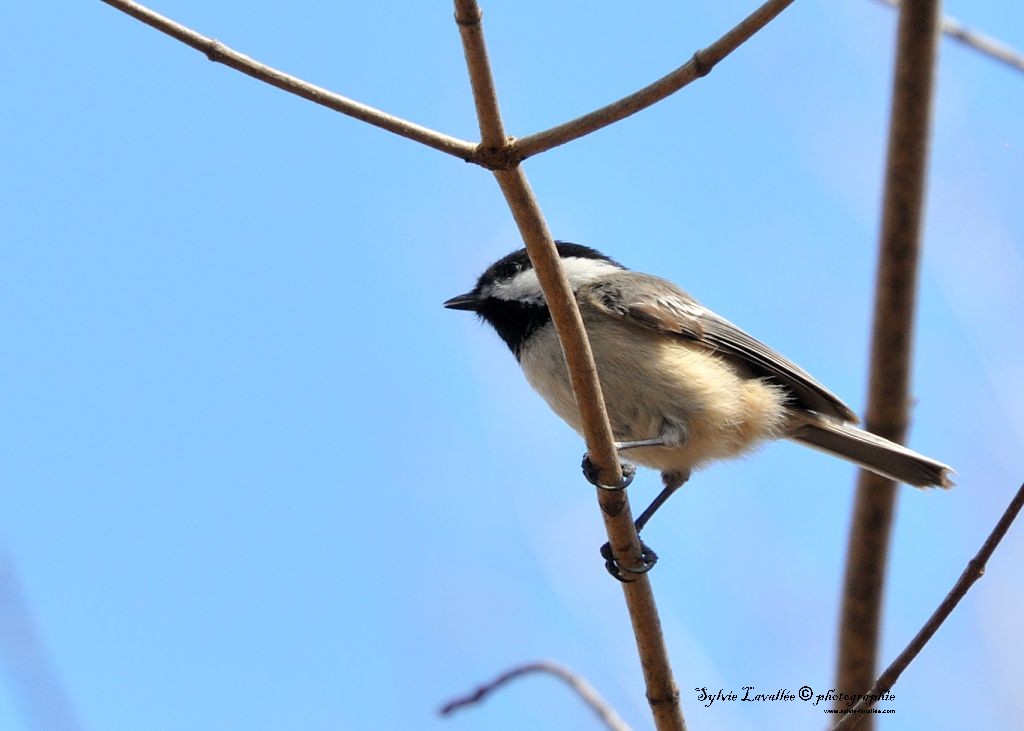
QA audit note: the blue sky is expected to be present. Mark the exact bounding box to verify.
[2,1,1022,729]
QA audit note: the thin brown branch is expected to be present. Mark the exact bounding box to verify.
[493,87,688,731]
[832,482,1024,731]
[834,0,941,723]
[872,0,1024,73]
[512,0,795,159]
[489,170,622,487]
[453,3,684,729]
[490,170,687,731]
[99,0,478,161]
[439,660,632,731]
[453,0,508,152]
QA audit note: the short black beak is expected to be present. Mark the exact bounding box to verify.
[443,292,480,311]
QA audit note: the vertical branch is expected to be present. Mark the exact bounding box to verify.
[834,0,942,721]
[871,0,1024,74]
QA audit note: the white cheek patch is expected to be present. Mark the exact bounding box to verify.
[484,268,543,303]
[487,257,621,303]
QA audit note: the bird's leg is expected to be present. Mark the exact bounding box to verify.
[615,436,669,450]
[579,450,650,580]
[598,421,690,581]
[616,419,688,453]
[589,421,684,489]
[635,469,691,532]
[600,469,690,581]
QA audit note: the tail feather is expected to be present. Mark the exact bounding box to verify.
[789,416,953,489]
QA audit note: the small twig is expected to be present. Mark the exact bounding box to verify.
[454,3,684,729]
[831,482,1024,731]
[834,1,940,719]
[512,0,795,159]
[99,0,478,161]
[872,0,1024,73]
[440,660,632,731]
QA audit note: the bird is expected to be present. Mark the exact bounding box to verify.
[444,242,952,563]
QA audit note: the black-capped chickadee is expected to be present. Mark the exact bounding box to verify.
[445,242,952,498]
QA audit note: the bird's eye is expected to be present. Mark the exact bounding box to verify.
[501,261,523,279]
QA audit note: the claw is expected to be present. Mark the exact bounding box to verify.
[581,454,636,491]
[600,539,659,582]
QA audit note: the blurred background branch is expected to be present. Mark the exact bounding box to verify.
[440,660,631,731]
[833,482,1024,730]
[0,553,82,731]
[835,0,941,722]
[872,0,1024,72]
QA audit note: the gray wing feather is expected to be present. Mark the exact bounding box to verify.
[585,271,859,423]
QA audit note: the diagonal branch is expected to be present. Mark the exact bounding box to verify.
[489,169,685,731]
[453,0,507,151]
[831,482,1024,731]
[488,168,624,485]
[99,0,478,161]
[512,0,795,160]
[834,0,941,721]
[454,3,684,730]
[439,660,631,731]
[0,554,83,731]
[872,0,1024,73]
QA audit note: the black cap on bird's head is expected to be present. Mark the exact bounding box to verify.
[444,242,623,357]
[443,242,619,310]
